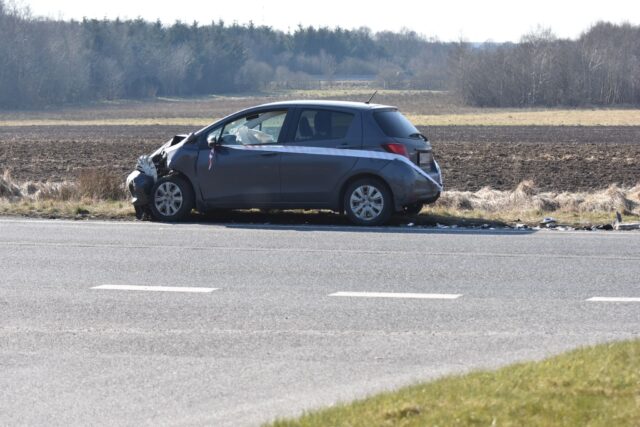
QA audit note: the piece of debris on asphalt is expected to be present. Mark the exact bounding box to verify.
[540,217,557,227]
[613,211,640,230]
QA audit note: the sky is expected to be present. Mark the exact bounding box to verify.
[18,0,640,42]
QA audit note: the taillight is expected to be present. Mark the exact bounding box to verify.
[382,143,409,158]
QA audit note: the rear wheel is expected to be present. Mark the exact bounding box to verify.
[343,178,393,226]
[149,176,194,222]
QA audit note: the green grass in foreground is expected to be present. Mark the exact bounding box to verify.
[269,340,640,427]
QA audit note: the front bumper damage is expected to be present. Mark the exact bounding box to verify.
[126,155,157,219]
[126,135,193,219]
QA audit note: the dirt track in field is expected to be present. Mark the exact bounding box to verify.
[0,125,639,191]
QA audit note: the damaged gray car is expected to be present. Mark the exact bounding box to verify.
[126,100,443,226]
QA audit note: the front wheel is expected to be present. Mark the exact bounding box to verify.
[149,176,194,221]
[343,178,393,226]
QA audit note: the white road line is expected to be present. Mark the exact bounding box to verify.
[329,291,462,300]
[587,296,640,302]
[92,285,218,293]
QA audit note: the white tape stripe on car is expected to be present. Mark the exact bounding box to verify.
[223,144,443,191]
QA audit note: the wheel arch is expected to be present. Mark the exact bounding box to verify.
[338,173,395,213]
[166,170,196,197]
[149,172,197,221]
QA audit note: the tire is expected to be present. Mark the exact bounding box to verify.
[149,175,194,222]
[403,202,424,216]
[343,178,393,226]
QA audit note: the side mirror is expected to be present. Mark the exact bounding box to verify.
[206,134,219,148]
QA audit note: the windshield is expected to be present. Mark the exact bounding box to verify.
[373,110,420,139]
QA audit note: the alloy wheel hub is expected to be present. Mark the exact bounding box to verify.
[154,182,183,216]
[350,185,384,220]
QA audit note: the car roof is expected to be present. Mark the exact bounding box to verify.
[195,99,399,135]
[255,100,397,111]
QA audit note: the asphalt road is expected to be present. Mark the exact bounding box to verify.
[1,218,639,426]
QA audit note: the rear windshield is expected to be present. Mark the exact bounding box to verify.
[373,110,420,138]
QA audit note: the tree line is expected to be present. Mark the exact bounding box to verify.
[455,23,640,107]
[0,1,639,109]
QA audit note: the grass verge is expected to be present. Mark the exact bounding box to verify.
[0,199,134,219]
[0,169,132,219]
[422,207,637,229]
[268,339,640,427]
[2,171,638,227]
[431,180,640,228]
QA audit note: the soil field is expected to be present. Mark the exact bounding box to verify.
[424,126,640,191]
[1,125,639,191]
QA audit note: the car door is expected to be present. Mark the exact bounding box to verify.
[279,108,362,205]
[196,109,290,207]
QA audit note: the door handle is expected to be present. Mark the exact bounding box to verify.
[260,152,278,157]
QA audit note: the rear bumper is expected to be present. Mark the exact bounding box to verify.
[380,159,443,211]
[416,160,443,203]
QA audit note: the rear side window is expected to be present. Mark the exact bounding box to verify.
[373,110,420,138]
[294,109,354,142]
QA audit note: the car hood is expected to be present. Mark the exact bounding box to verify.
[151,133,192,158]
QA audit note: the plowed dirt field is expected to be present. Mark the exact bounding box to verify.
[1,125,638,191]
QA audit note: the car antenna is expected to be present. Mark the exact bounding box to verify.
[365,90,377,104]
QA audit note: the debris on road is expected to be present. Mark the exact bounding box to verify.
[540,217,557,227]
[614,211,640,230]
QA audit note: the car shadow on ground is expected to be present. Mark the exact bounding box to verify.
[186,209,537,235]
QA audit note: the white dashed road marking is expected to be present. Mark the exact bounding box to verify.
[92,285,218,293]
[329,291,462,299]
[587,296,640,302]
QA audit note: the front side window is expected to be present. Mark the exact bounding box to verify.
[294,109,354,142]
[205,126,222,144]
[221,110,287,145]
